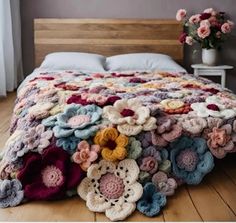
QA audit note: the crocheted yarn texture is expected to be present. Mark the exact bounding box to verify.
[1,69,236,220]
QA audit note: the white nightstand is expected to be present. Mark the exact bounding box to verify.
[191,64,233,88]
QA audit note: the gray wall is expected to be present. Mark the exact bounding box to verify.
[20,0,236,91]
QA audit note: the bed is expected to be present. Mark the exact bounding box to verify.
[1,19,236,221]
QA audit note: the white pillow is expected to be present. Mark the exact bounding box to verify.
[39,52,106,72]
[106,53,187,73]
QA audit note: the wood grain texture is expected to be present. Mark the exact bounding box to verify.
[1,93,236,221]
[34,19,183,66]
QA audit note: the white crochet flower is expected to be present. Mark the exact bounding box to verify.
[78,159,143,221]
[190,96,236,119]
[103,98,157,136]
[28,102,55,119]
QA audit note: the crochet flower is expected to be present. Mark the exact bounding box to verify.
[28,102,55,119]
[138,147,170,183]
[23,124,53,154]
[136,131,155,148]
[179,115,207,136]
[127,137,142,160]
[151,116,182,147]
[0,179,24,208]
[152,171,177,196]
[94,127,128,162]
[56,136,80,154]
[103,98,157,136]
[160,99,191,114]
[53,104,102,140]
[17,145,84,200]
[2,130,25,164]
[78,159,143,221]
[170,136,214,185]
[190,96,236,119]
[72,140,100,171]
[207,124,235,158]
[137,182,166,217]
[15,115,40,132]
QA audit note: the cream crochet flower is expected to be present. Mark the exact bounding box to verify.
[28,102,55,119]
[78,159,143,221]
[190,95,236,119]
[103,98,157,136]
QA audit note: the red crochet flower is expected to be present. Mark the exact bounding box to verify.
[203,88,220,94]
[17,145,84,200]
[54,82,79,91]
[67,94,121,107]
[30,76,55,82]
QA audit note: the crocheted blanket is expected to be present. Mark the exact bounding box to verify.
[1,70,236,221]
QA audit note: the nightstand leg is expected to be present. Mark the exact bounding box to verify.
[194,68,199,77]
[221,71,226,88]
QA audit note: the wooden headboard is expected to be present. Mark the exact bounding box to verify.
[34,19,183,66]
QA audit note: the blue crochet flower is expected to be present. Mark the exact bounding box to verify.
[56,135,80,154]
[42,114,58,128]
[53,104,102,140]
[137,182,166,217]
[0,179,24,208]
[170,136,214,185]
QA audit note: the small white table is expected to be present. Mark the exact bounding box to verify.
[191,64,233,88]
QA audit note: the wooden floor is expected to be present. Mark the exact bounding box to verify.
[0,92,236,221]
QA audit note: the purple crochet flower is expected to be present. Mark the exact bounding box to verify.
[16,116,40,132]
[23,124,53,154]
[152,171,177,196]
[0,179,24,208]
[136,132,154,148]
[4,139,25,164]
[154,92,169,100]
[138,147,162,175]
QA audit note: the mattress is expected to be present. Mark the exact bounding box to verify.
[1,69,236,221]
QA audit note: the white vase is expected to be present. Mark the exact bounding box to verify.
[202,48,218,66]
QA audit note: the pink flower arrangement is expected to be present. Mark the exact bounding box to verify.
[176,8,234,49]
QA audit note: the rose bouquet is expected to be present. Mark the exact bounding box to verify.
[176,8,234,49]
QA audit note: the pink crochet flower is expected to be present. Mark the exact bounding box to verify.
[207,125,235,158]
[140,156,158,174]
[17,145,84,200]
[99,173,125,199]
[72,140,100,171]
[176,149,199,171]
[151,116,182,147]
[152,171,177,196]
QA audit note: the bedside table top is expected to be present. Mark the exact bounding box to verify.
[191,64,233,70]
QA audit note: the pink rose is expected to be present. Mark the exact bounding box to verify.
[204,8,217,16]
[176,9,187,21]
[221,22,232,33]
[200,20,210,27]
[185,36,193,45]
[197,25,211,39]
[189,14,201,24]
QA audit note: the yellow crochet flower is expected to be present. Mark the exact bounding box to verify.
[94,127,128,162]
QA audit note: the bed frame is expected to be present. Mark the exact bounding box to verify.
[34,19,183,66]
